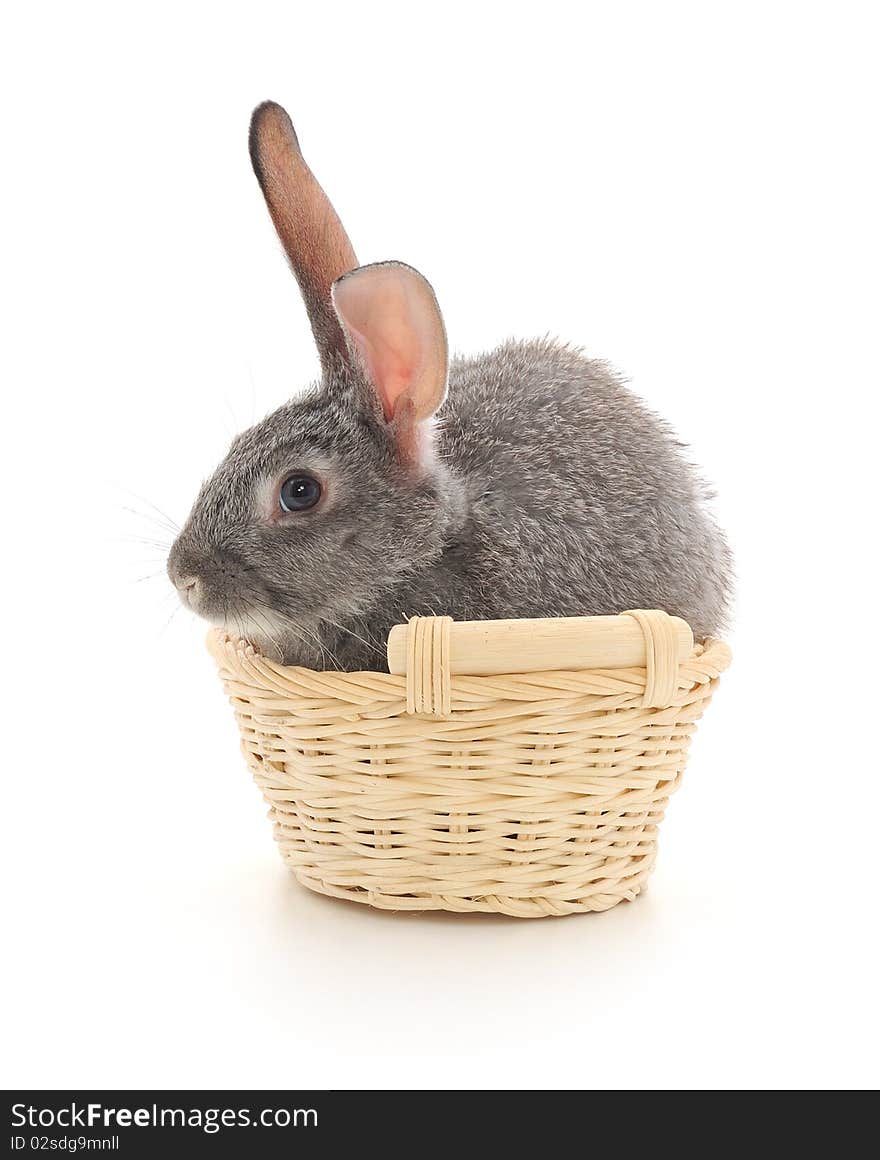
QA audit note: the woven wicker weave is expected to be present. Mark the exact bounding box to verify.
[208,610,730,918]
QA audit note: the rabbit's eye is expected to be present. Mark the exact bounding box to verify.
[279,474,322,512]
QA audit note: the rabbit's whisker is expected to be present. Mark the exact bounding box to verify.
[286,616,340,671]
[114,534,174,551]
[158,602,182,638]
[318,614,384,659]
[120,505,180,538]
[114,488,182,533]
[246,606,285,663]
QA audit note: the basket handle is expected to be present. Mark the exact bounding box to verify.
[388,610,694,715]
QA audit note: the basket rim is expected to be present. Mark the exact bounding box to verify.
[206,624,731,708]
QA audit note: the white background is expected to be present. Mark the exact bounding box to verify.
[2,1,878,1091]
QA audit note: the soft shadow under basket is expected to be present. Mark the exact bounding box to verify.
[208,609,730,918]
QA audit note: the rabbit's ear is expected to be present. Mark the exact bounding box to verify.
[249,101,357,375]
[332,262,448,463]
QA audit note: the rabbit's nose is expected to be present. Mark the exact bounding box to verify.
[174,575,201,607]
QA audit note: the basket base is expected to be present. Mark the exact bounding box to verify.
[288,857,655,919]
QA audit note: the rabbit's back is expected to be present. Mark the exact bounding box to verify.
[431,339,731,638]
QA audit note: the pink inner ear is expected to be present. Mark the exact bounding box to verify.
[344,321,420,421]
[332,263,448,425]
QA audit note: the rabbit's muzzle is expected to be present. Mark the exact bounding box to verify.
[167,537,248,623]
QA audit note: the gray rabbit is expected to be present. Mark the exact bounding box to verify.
[167,101,732,671]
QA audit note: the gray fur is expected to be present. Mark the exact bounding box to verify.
[168,337,733,670]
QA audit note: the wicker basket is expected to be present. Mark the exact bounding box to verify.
[207,609,730,918]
